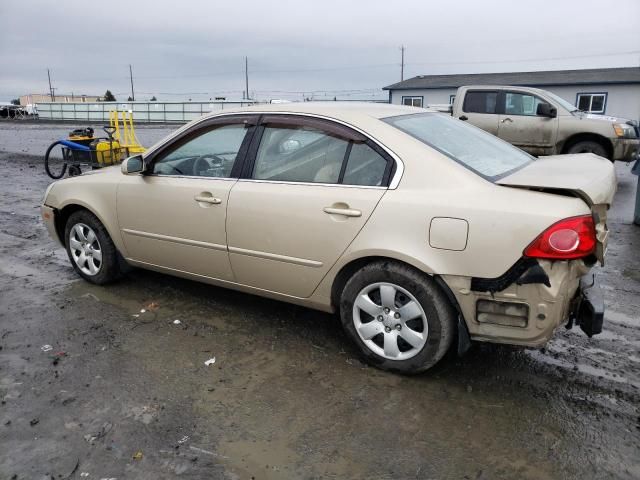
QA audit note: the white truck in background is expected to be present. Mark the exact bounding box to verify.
[430,85,639,161]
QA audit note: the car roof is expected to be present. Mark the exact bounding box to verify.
[202,101,435,122]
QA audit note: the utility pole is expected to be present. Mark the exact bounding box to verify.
[244,56,249,100]
[129,64,135,101]
[400,45,405,82]
[47,68,55,101]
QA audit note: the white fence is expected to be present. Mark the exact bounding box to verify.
[35,101,256,123]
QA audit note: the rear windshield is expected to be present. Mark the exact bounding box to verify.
[383,113,533,181]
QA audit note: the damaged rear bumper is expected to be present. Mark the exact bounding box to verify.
[442,258,595,348]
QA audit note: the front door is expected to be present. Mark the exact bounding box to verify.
[497,91,558,155]
[226,115,393,297]
[117,117,255,280]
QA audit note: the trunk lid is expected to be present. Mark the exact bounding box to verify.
[497,153,616,206]
[497,153,616,264]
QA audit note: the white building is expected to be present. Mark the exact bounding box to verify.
[384,67,640,121]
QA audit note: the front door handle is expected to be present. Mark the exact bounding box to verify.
[459,115,468,121]
[500,117,513,123]
[323,206,362,217]
[194,194,222,205]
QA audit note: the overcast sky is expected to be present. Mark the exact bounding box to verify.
[1,0,638,102]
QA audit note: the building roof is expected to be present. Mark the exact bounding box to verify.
[383,67,640,90]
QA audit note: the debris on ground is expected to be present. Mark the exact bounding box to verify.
[173,319,181,325]
[132,450,143,460]
[29,418,39,426]
[204,357,216,366]
[41,344,52,352]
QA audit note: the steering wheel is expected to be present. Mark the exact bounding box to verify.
[193,154,226,176]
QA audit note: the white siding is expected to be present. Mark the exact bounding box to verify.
[389,84,640,121]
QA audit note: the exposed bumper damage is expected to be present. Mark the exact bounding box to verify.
[443,259,594,348]
[612,137,640,162]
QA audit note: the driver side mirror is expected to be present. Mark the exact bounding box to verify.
[537,103,557,118]
[121,154,146,175]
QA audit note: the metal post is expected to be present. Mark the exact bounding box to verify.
[400,46,405,82]
[129,65,135,101]
[632,159,640,225]
[245,56,249,100]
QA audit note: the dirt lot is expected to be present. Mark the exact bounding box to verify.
[0,122,638,479]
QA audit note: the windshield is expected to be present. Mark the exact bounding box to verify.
[384,113,532,181]
[541,91,578,113]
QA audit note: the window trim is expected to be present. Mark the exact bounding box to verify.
[500,90,551,117]
[462,89,499,115]
[241,114,396,188]
[143,114,259,178]
[401,96,424,108]
[575,92,607,114]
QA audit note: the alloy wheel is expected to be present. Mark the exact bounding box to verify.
[68,223,103,276]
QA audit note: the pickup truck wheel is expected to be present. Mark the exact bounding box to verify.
[566,141,608,159]
[339,261,455,374]
[64,210,122,285]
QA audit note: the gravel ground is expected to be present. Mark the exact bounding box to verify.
[0,122,638,479]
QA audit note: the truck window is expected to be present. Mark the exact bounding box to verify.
[383,112,532,181]
[504,92,545,116]
[462,91,498,114]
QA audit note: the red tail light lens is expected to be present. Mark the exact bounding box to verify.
[524,215,596,260]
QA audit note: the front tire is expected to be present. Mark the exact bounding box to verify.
[566,140,608,159]
[64,210,122,284]
[339,261,455,374]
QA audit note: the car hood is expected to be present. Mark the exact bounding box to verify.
[497,154,616,206]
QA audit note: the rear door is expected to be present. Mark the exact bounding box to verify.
[226,114,393,298]
[458,89,500,135]
[497,91,558,155]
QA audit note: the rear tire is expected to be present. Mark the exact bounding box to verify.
[339,261,455,374]
[64,210,122,285]
[566,140,608,159]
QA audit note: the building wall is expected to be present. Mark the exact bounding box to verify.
[20,94,101,105]
[389,83,640,121]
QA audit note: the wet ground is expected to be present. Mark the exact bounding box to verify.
[0,121,638,479]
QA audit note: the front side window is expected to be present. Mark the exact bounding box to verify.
[504,92,546,116]
[576,93,607,114]
[384,113,532,180]
[253,125,348,183]
[153,124,248,177]
[462,91,498,114]
[402,96,423,107]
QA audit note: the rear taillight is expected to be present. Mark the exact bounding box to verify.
[524,215,596,260]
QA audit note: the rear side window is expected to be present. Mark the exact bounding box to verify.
[383,113,532,180]
[343,143,388,186]
[463,91,498,114]
[253,125,348,183]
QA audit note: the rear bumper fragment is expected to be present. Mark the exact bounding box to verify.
[566,275,604,337]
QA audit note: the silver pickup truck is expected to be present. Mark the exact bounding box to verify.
[433,85,639,161]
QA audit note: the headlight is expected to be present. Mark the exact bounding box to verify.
[613,123,637,139]
[42,182,56,204]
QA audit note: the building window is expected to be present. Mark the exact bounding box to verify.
[576,93,607,114]
[402,96,423,107]
[449,95,456,105]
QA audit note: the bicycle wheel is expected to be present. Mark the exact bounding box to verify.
[44,141,69,179]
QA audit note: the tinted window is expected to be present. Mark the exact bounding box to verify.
[343,143,388,186]
[463,91,498,114]
[253,125,348,183]
[402,96,423,107]
[153,124,247,177]
[384,113,532,180]
[504,92,545,116]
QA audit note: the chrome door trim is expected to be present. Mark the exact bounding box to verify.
[228,246,323,268]
[122,228,227,252]
[143,111,405,189]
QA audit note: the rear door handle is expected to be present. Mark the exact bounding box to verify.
[194,195,222,204]
[500,117,513,123]
[323,206,362,217]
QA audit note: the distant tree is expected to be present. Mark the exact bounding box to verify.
[127,96,133,101]
[150,96,157,102]
[103,90,116,102]
[10,98,20,105]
